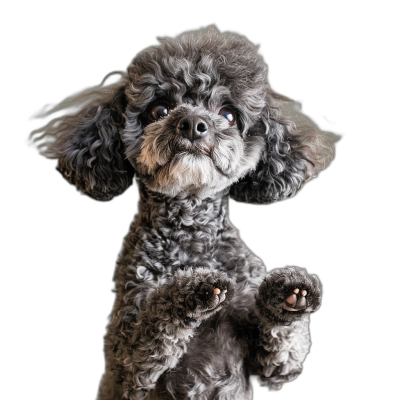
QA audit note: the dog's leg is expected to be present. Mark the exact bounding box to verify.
[120,267,234,399]
[253,266,322,389]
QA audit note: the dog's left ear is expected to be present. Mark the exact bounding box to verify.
[32,73,135,201]
[230,93,337,204]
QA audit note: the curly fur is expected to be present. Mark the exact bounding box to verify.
[32,26,336,400]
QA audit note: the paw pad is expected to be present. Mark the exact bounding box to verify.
[191,281,230,314]
[283,288,308,312]
[214,288,228,304]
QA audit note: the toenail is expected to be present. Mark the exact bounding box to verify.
[214,288,221,295]
[293,288,299,294]
[301,290,307,296]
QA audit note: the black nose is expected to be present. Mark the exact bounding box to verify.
[177,116,208,141]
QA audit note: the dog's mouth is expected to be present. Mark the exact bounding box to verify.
[168,146,233,180]
[174,139,213,158]
[164,138,237,179]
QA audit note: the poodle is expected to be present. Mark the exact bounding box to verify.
[32,26,335,400]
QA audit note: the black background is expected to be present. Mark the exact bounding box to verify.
[11,2,382,400]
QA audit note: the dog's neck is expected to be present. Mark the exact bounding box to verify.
[136,182,229,235]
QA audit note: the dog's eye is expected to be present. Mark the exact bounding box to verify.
[150,103,169,120]
[218,107,236,126]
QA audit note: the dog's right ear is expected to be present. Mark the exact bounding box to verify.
[31,73,135,201]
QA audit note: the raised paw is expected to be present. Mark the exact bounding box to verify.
[256,266,322,324]
[172,267,234,323]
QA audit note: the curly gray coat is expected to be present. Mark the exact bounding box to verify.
[33,26,335,400]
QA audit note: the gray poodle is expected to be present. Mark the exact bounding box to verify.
[33,26,335,400]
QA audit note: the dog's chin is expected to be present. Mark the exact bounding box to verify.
[139,151,241,198]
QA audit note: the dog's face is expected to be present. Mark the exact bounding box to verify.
[132,104,263,197]
[122,30,268,197]
[34,27,335,203]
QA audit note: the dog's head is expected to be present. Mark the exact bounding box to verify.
[33,26,335,202]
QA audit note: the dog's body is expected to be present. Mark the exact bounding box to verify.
[33,27,335,399]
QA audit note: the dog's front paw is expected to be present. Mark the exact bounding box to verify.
[172,268,234,323]
[256,266,322,324]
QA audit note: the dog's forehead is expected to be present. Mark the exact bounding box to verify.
[126,31,268,113]
[127,53,237,106]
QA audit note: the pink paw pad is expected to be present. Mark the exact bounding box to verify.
[214,287,228,304]
[283,288,308,311]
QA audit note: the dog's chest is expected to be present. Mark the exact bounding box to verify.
[116,190,265,330]
[126,191,248,274]
[136,214,230,271]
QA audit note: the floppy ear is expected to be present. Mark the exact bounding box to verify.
[230,93,337,204]
[32,73,135,201]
